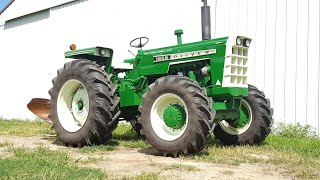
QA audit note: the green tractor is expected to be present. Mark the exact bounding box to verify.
[28,0,273,157]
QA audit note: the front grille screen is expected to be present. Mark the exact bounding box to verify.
[223,45,249,87]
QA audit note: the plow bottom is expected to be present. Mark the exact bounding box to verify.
[27,98,52,123]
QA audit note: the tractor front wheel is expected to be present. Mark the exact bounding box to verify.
[214,85,273,145]
[49,60,120,147]
[139,76,214,157]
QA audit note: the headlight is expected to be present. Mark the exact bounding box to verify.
[99,49,106,56]
[236,37,242,45]
[244,39,250,47]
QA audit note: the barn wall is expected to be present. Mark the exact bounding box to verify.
[0,0,202,119]
[210,0,320,134]
[0,0,319,134]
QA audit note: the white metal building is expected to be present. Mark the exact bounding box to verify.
[0,0,319,135]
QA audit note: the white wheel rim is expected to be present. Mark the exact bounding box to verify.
[150,93,188,141]
[219,99,253,135]
[57,79,90,132]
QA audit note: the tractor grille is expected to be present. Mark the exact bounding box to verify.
[222,45,249,87]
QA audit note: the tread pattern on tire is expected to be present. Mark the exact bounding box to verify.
[138,76,214,157]
[49,60,120,147]
[214,84,273,145]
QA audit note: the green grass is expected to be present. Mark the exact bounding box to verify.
[131,172,161,180]
[112,124,150,149]
[185,135,320,179]
[0,147,106,180]
[0,118,53,137]
[76,123,150,153]
[0,141,13,148]
[77,157,104,164]
[1,119,319,179]
[266,135,320,158]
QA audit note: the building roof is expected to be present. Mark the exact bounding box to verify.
[0,0,14,16]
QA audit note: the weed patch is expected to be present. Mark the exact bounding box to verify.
[272,123,317,138]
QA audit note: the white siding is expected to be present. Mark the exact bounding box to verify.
[211,0,320,134]
[0,0,319,134]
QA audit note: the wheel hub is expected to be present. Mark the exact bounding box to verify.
[150,93,189,141]
[219,99,253,135]
[57,79,89,132]
[163,104,186,129]
[235,105,250,128]
[76,99,84,112]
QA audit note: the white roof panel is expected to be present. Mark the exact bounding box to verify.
[1,0,75,22]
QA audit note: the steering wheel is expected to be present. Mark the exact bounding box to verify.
[130,37,149,48]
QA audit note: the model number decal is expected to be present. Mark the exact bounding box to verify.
[153,49,216,62]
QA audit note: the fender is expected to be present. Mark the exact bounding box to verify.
[64,46,114,73]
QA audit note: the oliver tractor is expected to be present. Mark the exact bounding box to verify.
[28,0,273,157]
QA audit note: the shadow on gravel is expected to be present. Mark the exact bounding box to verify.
[138,147,162,156]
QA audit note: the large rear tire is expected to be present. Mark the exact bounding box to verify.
[49,60,120,147]
[139,76,214,157]
[214,85,273,145]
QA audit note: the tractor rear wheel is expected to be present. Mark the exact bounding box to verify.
[214,85,273,145]
[49,60,120,147]
[139,76,214,157]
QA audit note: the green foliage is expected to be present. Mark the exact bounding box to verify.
[0,147,106,180]
[272,123,317,138]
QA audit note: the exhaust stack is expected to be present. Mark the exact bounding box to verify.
[201,0,211,40]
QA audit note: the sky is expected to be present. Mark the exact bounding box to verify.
[0,0,11,13]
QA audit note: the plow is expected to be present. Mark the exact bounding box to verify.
[27,98,51,123]
[28,0,273,157]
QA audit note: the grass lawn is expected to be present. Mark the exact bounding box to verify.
[186,135,320,179]
[0,118,319,179]
[0,147,106,180]
[0,119,53,136]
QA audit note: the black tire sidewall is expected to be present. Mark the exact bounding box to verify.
[141,79,200,152]
[238,94,265,142]
[214,92,268,145]
[51,64,97,144]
